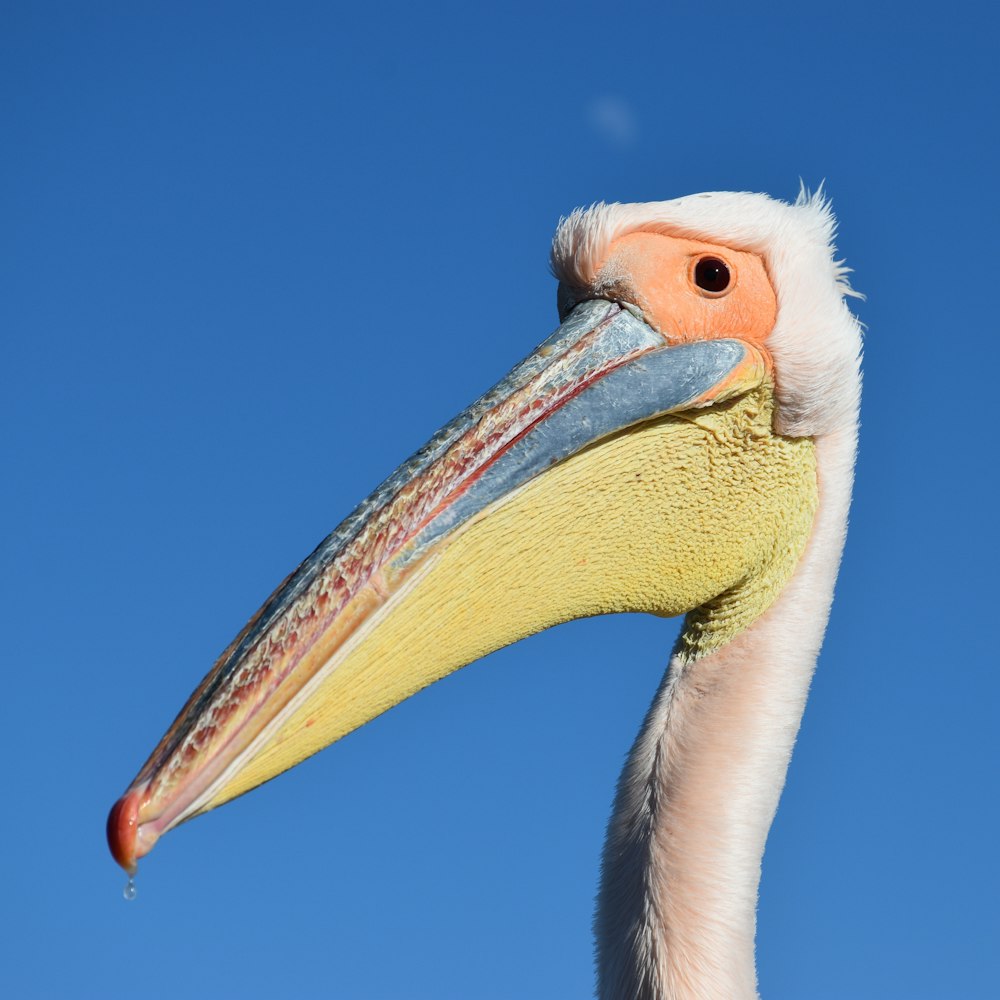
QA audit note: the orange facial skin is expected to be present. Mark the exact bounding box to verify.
[593,233,777,361]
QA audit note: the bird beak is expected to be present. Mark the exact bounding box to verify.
[108,298,772,874]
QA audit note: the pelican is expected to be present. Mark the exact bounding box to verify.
[108,189,862,999]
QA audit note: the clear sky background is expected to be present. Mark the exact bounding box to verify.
[2,3,997,998]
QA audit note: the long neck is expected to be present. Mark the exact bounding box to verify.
[595,428,857,1000]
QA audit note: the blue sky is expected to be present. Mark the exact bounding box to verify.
[2,3,997,997]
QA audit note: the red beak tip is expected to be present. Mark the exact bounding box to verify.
[107,791,140,874]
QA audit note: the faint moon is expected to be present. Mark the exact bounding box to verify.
[588,96,638,148]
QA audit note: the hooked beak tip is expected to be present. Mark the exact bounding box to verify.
[107,791,140,875]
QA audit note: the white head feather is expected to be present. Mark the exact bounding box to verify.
[550,188,863,438]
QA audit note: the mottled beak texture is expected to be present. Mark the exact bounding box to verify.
[109,233,819,874]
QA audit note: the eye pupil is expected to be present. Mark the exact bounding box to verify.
[694,257,731,293]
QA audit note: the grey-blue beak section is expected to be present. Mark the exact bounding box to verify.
[397,304,757,562]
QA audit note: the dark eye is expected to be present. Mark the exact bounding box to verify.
[693,257,731,294]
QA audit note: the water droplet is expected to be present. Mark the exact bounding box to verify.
[123,875,137,901]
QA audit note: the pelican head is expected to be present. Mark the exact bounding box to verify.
[109,189,861,1000]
